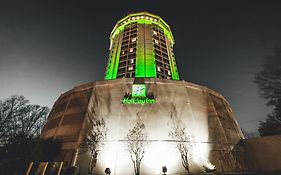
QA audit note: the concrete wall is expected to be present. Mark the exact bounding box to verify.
[242,135,281,172]
[41,78,245,175]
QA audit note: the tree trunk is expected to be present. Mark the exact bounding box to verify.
[182,160,190,173]
[88,154,93,174]
[136,159,140,175]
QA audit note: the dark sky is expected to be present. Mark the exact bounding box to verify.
[1,0,281,134]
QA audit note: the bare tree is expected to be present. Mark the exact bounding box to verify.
[81,116,107,175]
[168,104,193,173]
[125,120,148,175]
[0,95,49,143]
[169,121,193,173]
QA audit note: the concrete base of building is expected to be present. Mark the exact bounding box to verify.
[41,78,247,174]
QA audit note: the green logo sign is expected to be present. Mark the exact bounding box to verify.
[132,84,146,97]
[122,97,156,105]
[122,84,156,105]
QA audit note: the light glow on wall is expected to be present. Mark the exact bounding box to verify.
[94,109,214,174]
[142,141,181,174]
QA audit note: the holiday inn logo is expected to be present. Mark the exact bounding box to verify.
[122,84,156,105]
[132,84,146,97]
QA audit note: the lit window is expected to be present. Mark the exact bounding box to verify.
[157,66,161,72]
[167,70,171,75]
[149,17,153,20]
[132,17,136,20]
[146,16,149,19]
[131,38,137,42]
[141,16,144,19]
[122,51,125,55]
[129,48,134,52]
[154,39,159,45]
[128,66,133,71]
[153,30,158,35]
[136,16,140,20]
[130,59,134,63]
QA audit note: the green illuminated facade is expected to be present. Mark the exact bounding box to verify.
[105,12,180,80]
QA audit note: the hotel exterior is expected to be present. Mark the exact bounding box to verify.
[41,12,247,174]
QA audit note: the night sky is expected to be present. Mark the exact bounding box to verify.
[1,0,281,134]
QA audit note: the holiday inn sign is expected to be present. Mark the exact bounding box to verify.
[122,84,156,105]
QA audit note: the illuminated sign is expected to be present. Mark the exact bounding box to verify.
[122,97,156,105]
[122,84,156,105]
[132,84,146,97]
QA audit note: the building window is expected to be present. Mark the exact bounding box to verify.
[130,59,134,63]
[128,66,133,71]
[129,48,134,53]
[167,70,171,75]
[131,37,137,42]
[153,30,158,35]
[154,39,159,45]
[157,66,161,72]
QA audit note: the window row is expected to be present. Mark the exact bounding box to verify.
[120,53,136,61]
[121,48,136,55]
[119,59,135,67]
[155,50,169,59]
[117,72,135,78]
[124,25,137,31]
[157,73,171,79]
[122,34,137,41]
[122,37,137,45]
[154,45,168,54]
[121,43,137,50]
[124,30,137,36]
[156,57,170,66]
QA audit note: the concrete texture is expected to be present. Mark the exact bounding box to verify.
[41,78,245,175]
[242,135,281,172]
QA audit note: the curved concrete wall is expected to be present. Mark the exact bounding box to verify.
[42,78,245,175]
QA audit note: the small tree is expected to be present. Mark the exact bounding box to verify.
[125,121,148,175]
[169,121,192,173]
[81,116,107,174]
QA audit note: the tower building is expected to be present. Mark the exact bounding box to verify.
[105,12,179,80]
[40,12,246,175]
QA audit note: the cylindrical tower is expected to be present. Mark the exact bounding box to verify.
[105,12,179,80]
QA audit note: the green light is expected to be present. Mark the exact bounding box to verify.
[105,36,122,80]
[132,84,146,97]
[135,28,146,77]
[122,97,156,105]
[106,12,180,80]
[110,12,174,44]
[112,39,122,79]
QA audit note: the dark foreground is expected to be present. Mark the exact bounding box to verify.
[188,171,281,175]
